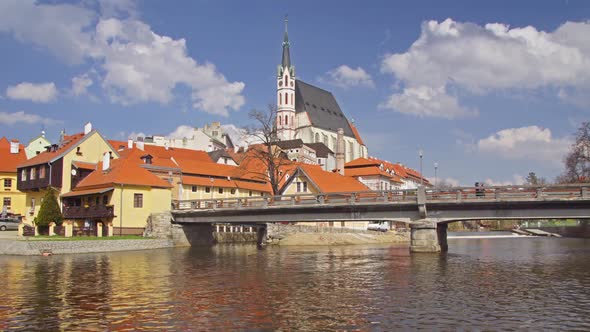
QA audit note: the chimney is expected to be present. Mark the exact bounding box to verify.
[84,122,92,135]
[102,152,110,171]
[9,141,19,154]
[127,139,133,149]
[336,128,345,175]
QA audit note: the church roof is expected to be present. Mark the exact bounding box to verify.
[273,139,304,150]
[295,80,354,138]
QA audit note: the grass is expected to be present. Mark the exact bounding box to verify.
[22,235,152,241]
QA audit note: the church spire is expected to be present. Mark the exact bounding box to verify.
[281,15,291,69]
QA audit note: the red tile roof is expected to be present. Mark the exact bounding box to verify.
[345,166,403,183]
[345,157,381,168]
[73,150,173,190]
[108,140,212,163]
[0,137,27,173]
[19,132,88,168]
[350,122,365,146]
[72,161,97,170]
[293,165,369,193]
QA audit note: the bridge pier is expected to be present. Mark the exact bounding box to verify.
[410,220,447,253]
[256,224,268,248]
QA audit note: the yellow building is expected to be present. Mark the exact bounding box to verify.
[0,137,27,216]
[61,148,172,235]
[16,125,119,223]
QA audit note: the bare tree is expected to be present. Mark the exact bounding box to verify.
[239,105,295,195]
[557,122,590,183]
[525,172,547,186]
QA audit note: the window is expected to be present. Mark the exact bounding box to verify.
[21,169,27,181]
[3,179,11,189]
[31,198,35,210]
[285,92,288,104]
[249,190,253,197]
[102,195,109,205]
[218,187,223,194]
[133,193,143,208]
[3,197,10,207]
[30,167,36,180]
[279,94,282,105]
[303,182,308,192]
[95,196,100,206]
[39,166,45,179]
[191,186,197,192]
[285,115,288,125]
[230,188,236,195]
[296,182,301,192]
[279,116,282,126]
[205,186,211,193]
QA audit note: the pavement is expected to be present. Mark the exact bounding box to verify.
[0,230,18,239]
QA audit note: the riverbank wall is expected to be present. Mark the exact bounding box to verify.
[539,224,590,238]
[0,238,174,256]
[267,223,410,246]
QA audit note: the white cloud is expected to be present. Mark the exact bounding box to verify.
[70,75,93,96]
[484,174,525,186]
[168,125,196,139]
[0,111,61,126]
[6,82,58,103]
[381,19,590,117]
[477,126,571,165]
[379,85,477,118]
[0,1,245,116]
[320,65,374,88]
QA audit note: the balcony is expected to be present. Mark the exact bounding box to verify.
[63,205,114,219]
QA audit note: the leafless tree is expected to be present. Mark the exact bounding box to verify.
[557,122,590,183]
[239,105,294,195]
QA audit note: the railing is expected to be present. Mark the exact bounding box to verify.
[63,205,115,219]
[172,185,590,211]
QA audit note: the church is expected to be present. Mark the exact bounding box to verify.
[275,20,368,163]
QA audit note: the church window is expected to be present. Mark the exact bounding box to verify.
[279,116,282,126]
[279,94,282,105]
[290,81,294,87]
[284,75,288,83]
[285,93,288,104]
[285,115,288,125]
[349,142,354,160]
[279,81,283,87]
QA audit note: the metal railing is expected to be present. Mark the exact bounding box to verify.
[172,184,590,211]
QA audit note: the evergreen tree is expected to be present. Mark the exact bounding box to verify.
[34,187,63,227]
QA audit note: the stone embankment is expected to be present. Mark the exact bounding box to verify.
[267,224,409,246]
[0,238,173,256]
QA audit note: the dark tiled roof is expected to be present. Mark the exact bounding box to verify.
[208,149,234,163]
[273,139,304,150]
[295,80,354,137]
[304,142,333,158]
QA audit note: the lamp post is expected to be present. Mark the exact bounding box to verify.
[419,149,423,186]
[434,162,438,189]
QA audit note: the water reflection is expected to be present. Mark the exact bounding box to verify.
[0,238,589,330]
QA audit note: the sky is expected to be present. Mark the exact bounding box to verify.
[0,0,589,186]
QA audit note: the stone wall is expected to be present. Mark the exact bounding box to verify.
[540,224,590,238]
[267,223,409,245]
[0,238,173,256]
[214,232,257,243]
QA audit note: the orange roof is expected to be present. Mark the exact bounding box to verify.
[19,132,87,167]
[0,137,27,173]
[290,165,369,193]
[73,151,172,189]
[350,122,365,146]
[344,165,404,182]
[182,175,271,193]
[345,157,381,168]
[72,161,97,170]
[109,140,212,163]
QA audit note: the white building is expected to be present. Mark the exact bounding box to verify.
[275,20,368,163]
[25,131,51,159]
[143,122,234,152]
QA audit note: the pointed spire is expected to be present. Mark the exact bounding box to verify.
[281,15,291,69]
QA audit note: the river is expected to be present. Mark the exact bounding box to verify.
[0,234,589,330]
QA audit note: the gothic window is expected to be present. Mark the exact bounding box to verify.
[285,115,288,125]
[279,94,282,105]
[285,93,288,104]
[279,116,282,126]
[284,75,288,84]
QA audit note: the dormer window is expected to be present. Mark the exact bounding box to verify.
[141,154,153,164]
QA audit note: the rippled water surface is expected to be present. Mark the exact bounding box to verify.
[1,237,589,331]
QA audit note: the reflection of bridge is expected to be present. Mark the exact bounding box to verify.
[172,185,590,252]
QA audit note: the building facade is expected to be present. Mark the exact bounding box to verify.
[0,138,27,216]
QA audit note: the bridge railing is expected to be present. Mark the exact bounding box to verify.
[172,184,590,210]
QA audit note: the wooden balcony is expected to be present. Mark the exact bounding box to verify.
[63,205,114,219]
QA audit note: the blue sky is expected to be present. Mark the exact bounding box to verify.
[1,0,589,186]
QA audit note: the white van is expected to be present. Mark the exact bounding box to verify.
[367,221,389,232]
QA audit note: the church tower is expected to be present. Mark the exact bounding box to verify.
[277,17,296,141]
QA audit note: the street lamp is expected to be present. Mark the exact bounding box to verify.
[419,149,423,186]
[434,162,438,189]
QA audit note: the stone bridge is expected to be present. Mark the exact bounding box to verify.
[171,185,590,252]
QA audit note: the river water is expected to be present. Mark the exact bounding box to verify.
[1,235,589,331]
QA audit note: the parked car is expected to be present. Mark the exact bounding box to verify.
[0,217,20,231]
[367,221,389,232]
